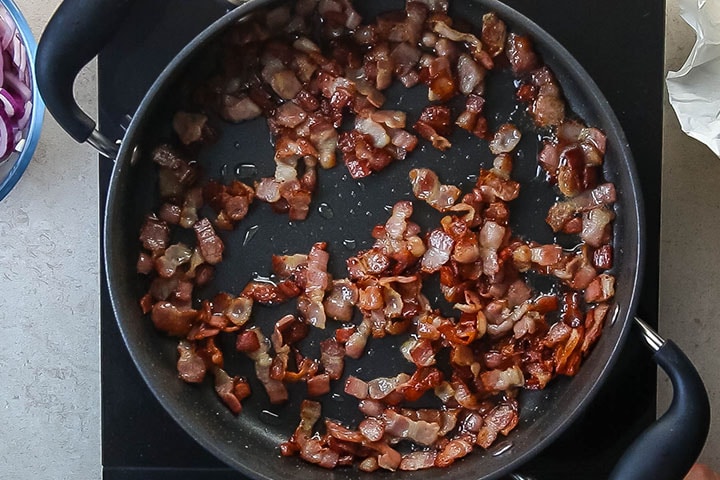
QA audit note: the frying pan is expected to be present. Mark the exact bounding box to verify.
[36,0,710,478]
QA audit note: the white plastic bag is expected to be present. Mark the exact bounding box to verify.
[666,0,720,158]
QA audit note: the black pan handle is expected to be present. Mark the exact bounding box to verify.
[36,0,138,158]
[609,318,710,480]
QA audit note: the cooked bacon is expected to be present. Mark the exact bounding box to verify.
[139,214,170,253]
[307,373,331,397]
[546,183,617,232]
[581,207,614,247]
[489,123,522,154]
[421,228,454,273]
[151,302,197,337]
[152,144,199,200]
[203,180,254,229]
[584,273,615,303]
[480,365,525,393]
[214,368,251,414]
[246,327,289,404]
[582,303,610,354]
[193,218,224,265]
[323,279,358,321]
[298,242,330,328]
[481,12,507,57]
[141,3,620,470]
[529,67,566,127]
[177,339,206,383]
[456,54,485,96]
[476,400,519,448]
[455,93,488,139]
[345,375,369,399]
[383,409,440,446]
[414,105,452,150]
[320,338,345,380]
[367,373,410,400]
[506,33,538,75]
[172,111,209,145]
[219,94,262,122]
[435,437,474,467]
[345,316,372,359]
[409,168,461,212]
[136,252,154,275]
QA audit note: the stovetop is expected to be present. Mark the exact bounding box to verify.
[99,1,665,479]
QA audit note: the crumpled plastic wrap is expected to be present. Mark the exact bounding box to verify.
[666,0,720,158]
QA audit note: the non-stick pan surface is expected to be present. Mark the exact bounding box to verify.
[103,1,642,478]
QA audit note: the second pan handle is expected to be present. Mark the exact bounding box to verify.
[609,318,710,480]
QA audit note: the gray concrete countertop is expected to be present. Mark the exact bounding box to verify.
[0,1,716,479]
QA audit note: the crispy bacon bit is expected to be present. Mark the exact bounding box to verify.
[345,375,369,399]
[244,327,289,404]
[214,368,251,414]
[323,279,358,321]
[409,168,460,212]
[421,228,455,273]
[506,33,538,75]
[151,302,197,337]
[546,183,617,232]
[172,111,209,145]
[193,218,224,265]
[320,338,345,380]
[204,180,255,229]
[139,215,169,253]
[476,400,519,448]
[584,273,615,303]
[414,105,452,150]
[220,94,262,123]
[155,243,193,278]
[177,340,206,383]
[481,13,507,57]
[298,242,331,328]
[384,409,440,446]
[137,252,154,275]
[489,123,522,154]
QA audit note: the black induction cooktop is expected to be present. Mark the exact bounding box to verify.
[99,1,664,478]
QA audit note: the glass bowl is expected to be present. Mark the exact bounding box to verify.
[0,0,44,202]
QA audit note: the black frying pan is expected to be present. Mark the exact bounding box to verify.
[36,0,710,479]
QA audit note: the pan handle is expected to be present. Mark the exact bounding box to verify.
[609,318,710,480]
[35,0,139,158]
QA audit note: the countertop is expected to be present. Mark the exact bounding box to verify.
[1,0,717,479]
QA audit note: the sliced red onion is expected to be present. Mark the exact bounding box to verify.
[4,71,30,103]
[0,10,15,50]
[0,6,33,163]
[0,109,10,158]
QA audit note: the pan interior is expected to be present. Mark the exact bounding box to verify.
[105,0,642,479]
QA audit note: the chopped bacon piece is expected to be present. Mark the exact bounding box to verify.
[489,123,522,154]
[345,375,369,399]
[193,218,224,265]
[177,340,206,383]
[476,401,519,448]
[409,168,460,212]
[506,33,538,75]
[151,302,197,337]
[414,105,452,150]
[481,13,507,57]
[139,214,169,253]
[323,279,358,321]
[421,229,454,273]
[320,338,345,380]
